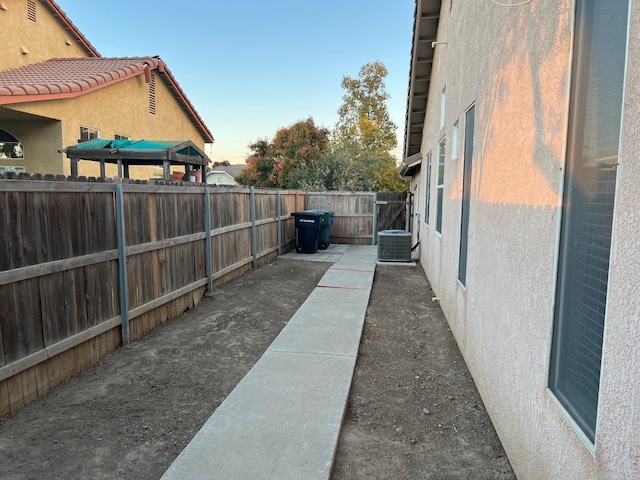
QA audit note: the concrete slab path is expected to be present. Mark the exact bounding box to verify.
[162,245,376,480]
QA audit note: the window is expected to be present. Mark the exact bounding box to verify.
[27,0,36,22]
[0,166,26,175]
[424,151,432,226]
[549,0,628,445]
[149,74,156,115]
[0,129,24,159]
[452,121,459,160]
[79,126,99,142]
[458,107,475,286]
[440,88,446,129]
[435,137,446,234]
[114,134,130,140]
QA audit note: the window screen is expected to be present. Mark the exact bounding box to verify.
[549,0,628,444]
[424,151,432,226]
[458,107,474,286]
[435,137,445,234]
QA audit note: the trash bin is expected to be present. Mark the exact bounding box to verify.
[309,210,334,250]
[291,211,324,254]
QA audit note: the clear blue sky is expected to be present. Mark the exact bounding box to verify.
[57,0,415,163]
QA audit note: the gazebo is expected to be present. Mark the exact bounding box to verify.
[62,139,210,181]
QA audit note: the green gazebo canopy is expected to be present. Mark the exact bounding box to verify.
[63,139,210,180]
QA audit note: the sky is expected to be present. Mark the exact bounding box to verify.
[57,0,415,164]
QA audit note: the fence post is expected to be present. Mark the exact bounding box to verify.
[372,192,378,245]
[405,192,411,232]
[277,190,282,256]
[204,187,213,291]
[295,191,299,211]
[251,186,257,268]
[115,183,130,345]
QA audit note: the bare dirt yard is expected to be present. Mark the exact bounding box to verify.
[0,257,515,480]
[332,265,515,480]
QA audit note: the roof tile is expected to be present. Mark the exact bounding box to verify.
[0,56,213,143]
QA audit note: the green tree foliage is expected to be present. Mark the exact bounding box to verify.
[334,61,399,155]
[236,63,408,192]
[330,61,408,192]
[235,118,329,188]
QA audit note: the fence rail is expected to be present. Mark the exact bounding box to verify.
[0,175,405,417]
[0,178,305,416]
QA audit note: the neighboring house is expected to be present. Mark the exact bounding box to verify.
[400,1,639,479]
[0,0,213,178]
[206,163,247,186]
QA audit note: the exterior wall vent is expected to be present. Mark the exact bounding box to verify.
[377,230,412,262]
[27,0,36,22]
[149,74,156,115]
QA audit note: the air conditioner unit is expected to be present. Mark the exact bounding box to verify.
[377,230,412,262]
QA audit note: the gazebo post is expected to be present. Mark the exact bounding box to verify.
[70,158,78,176]
[117,158,123,178]
[123,162,130,179]
[163,160,170,180]
[99,159,106,178]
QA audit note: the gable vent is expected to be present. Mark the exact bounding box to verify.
[27,0,36,22]
[149,74,156,115]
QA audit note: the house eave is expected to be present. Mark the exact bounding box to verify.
[403,0,443,160]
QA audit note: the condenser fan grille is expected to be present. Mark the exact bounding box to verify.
[377,230,412,262]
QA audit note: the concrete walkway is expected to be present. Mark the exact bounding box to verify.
[162,245,377,480]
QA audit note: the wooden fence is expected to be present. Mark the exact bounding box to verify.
[0,176,406,417]
[0,176,305,417]
[307,191,408,244]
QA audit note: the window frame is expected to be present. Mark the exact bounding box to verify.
[435,136,446,234]
[79,126,100,143]
[424,150,432,226]
[548,0,629,448]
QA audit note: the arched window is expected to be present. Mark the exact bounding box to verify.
[0,129,24,159]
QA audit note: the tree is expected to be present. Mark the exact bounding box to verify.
[235,118,329,188]
[334,61,398,155]
[331,61,408,192]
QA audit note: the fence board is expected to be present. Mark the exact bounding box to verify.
[21,368,37,404]
[0,192,9,272]
[7,374,24,411]
[0,380,9,417]
[0,285,17,363]
[0,180,390,416]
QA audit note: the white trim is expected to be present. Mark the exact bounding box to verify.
[547,388,596,455]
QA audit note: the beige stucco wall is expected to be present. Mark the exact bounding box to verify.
[5,72,207,178]
[413,0,639,478]
[0,0,91,71]
[207,171,236,185]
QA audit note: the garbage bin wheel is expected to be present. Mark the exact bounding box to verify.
[296,244,304,253]
[318,241,329,250]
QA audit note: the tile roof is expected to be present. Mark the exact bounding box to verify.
[210,164,248,177]
[0,57,159,98]
[0,57,214,143]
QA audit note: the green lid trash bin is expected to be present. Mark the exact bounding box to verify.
[309,210,334,250]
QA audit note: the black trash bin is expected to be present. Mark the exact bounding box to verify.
[291,210,324,254]
[309,210,334,250]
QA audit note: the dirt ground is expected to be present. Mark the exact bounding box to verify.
[0,257,515,480]
[332,265,515,480]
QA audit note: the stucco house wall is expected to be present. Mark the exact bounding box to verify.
[0,1,212,179]
[408,1,640,478]
[206,171,236,185]
[5,71,208,178]
[0,0,95,71]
